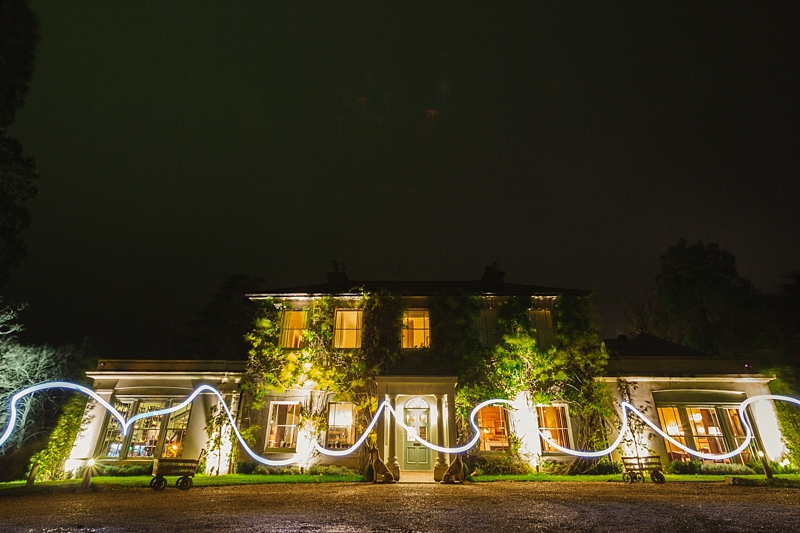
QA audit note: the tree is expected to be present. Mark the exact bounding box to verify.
[179,275,263,360]
[0,301,87,455]
[651,239,780,357]
[0,0,40,285]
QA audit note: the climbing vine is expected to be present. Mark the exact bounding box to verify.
[244,290,611,470]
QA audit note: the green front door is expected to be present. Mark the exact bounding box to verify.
[403,398,431,471]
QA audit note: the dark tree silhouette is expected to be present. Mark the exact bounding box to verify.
[651,239,781,358]
[178,275,264,360]
[0,0,39,285]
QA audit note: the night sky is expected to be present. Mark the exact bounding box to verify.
[5,1,800,359]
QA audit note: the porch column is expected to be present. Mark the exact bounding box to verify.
[388,394,401,480]
[433,394,448,481]
[447,392,457,459]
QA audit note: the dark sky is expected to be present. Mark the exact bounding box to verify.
[5,1,800,358]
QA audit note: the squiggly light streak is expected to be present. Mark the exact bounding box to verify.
[2,382,799,465]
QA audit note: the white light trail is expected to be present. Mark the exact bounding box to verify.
[2,382,798,465]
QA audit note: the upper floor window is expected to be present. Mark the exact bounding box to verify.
[537,405,570,453]
[527,308,555,350]
[334,309,362,349]
[280,310,307,348]
[476,308,500,347]
[266,402,301,450]
[402,309,430,348]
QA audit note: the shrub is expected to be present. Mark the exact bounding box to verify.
[236,461,257,474]
[699,463,756,475]
[583,458,623,475]
[83,462,153,477]
[469,453,533,476]
[252,465,302,475]
[668,459,760,475]
[306,464,360,476]
[668,459,702,474]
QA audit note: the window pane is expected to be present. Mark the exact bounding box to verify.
[326,403,355,448]
[657,406,690,462]
[724,408,755,463]
[686,407,728,457]
[477,406,509,451]
[128,401,167,458]
[527,309,555,350]
[476,308,499,347]
[402,309,430,348]
[537,406,569,453]
[162,403,192,458]
[267,403,300,449]
[280,310,306,348]
[334,309,362,349]
[99,400,132,458]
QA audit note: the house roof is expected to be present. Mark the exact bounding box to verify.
[248,265,588,299]
[603,333,760,377]
[604,333,709,359]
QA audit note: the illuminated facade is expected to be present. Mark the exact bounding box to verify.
[65,268,789,478]
[602,333,786,464]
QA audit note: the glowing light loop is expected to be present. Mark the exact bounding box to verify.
[2,382,798,466]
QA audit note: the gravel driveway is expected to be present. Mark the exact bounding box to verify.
[1,481,799,532]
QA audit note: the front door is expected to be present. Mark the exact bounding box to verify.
[403,397,431,471]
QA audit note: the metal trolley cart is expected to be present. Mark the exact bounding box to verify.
[150,450,205,491]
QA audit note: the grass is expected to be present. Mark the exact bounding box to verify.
[472,473,800,485]
[2,472,799,496]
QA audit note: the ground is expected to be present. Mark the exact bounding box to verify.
[1,481,799,532]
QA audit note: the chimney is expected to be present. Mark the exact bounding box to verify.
[326,261,349,285]
[481,262,505,285]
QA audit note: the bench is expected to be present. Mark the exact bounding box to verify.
[621,455,665,484]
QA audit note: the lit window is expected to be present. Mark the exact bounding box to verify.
[267,402,300,450]
[162,403,192,458]
[280,310,307,348]
[326,403,355,449]
[476,405,509,451]
[724,408,755,464]
[657,404,759,464]
[99,400,133,458]
[656,406,689,462]
[527,308,555,350]
[334,309,362,349]
[98,399,192,460]
[402,309,430,348]
[537,405,570,453]
[686,407,728,455]
[127,400,168,458]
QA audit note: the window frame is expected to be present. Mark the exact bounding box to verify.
[536,404,572,454]
[265,401,301,451]
[325,402,356,449]
[476,405,511,452]
[402,308,430,349]
[655,403,759,464]
[280,309,308,349]
[97,397,191,460]
[333,309,363,349]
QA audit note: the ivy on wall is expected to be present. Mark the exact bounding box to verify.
[244,290,610,465]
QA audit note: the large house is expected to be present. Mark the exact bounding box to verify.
[66,265,788,479]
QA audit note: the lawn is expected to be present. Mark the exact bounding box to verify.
[2,472,799,495]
